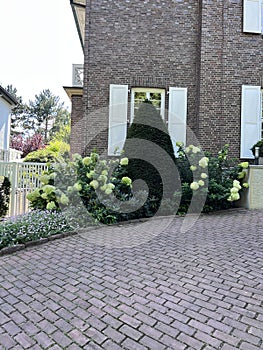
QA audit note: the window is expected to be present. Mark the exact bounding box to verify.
[240,85,261,158]
[108,85,187,156]
[130,88,165,122]
[243,0,262,34]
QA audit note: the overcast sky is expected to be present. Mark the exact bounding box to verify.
[0,0,83,109]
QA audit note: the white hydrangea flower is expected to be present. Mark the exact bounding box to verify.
[73,182,82,191]
[198,180,204,187]
[190,182,199,190]
[46,201,57,210]
[201,173,208,179]
[90,180,99,189]
[120,157,129,166]
[190,165,197,171]
[230,187,239,194]
[192,146,201,154]
[41,193,48,199]
[86,170,95,179]
[239,162,249,169]
[60,194,69,205]
[83,157,92,166]
[100,184,107,191]
[233,180,241,190]
[231,192,240,201]
[107,183,115,190]
[39,174,50,185]
[121,177,132,186]
[98,175,107,183]
[72,153,82,161]
[199,157,209,168]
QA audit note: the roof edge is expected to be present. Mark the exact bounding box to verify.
[63,86,83,100]
[70,0,85,52]
[0,86,19,106]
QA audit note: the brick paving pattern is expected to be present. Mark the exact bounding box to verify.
[0,209,263,349]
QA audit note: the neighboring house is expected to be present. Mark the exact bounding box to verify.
[0,85,21,162]
[66,0,263,160]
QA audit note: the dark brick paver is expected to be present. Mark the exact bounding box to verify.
[0,209,263,349]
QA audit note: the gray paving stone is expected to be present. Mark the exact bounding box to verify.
[0,210,263,349]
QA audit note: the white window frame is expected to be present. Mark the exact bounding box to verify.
[130,88,165,123]
[243,0,262,33]
[240,85,262,158]
[108,84,128,156]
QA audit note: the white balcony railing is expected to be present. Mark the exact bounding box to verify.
[72,64,84,87]
[0,148,22,162]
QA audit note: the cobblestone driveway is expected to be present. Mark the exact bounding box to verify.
[0,209,263,349]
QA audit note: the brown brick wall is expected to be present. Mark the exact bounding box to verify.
[70,94,85,156]
[198,0,263,158]
[82,0,200,153]
[72,0,262,159]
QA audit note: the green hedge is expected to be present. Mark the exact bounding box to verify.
[123,100,176,216]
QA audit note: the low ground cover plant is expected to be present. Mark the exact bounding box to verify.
[0,210,78,250]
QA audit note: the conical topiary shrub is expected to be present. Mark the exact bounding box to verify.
[123,100,178,216]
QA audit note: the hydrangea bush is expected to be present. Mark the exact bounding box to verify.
[175,143,249,214]
[27,151,133,224]
[26,145,250,226]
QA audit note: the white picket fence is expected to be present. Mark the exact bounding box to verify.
[0,162,48,217]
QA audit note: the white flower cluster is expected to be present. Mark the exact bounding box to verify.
[228,180,242,201]
[227,179,249,202]
[185,145,201,154]
[71,155,132,196]
[199,157,209,168]
[227,161,249,202]
[27,153,133,211]
[186,144,209,191]
[190,180,205,191]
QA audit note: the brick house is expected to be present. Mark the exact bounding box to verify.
[66,0,263,160]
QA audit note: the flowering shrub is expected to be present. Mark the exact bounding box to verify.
[11,133,45,158]
[175,144,249,214]
[24,140,70,163]
[27,151,133,224]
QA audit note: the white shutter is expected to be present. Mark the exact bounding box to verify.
[243,0,261,33]
[108,84,128,156]
[240,85,261,159]
[168,87,187,154]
